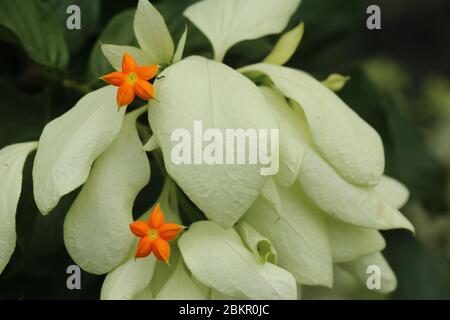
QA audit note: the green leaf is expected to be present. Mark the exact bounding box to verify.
[0,83,45,147]
[0,0,68,68]
[45,0,101,53]
[64,107,150,275]
[241,64,384,187]
[33,86,125,214]
[0,142,38,273]
[263,22,304,65]
[179,221,297,299]
[243,184,333,286]
[88,9,136,78]
[134,0,174,65]
[155,260,205,300]
[148,56,277,227]
[184,0,301,61]
[322,73,350,92]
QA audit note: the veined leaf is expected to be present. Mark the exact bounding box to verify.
[33,86,125,214]
[148,56,277,227]
[64,107,150,275]
[0,0,68,68]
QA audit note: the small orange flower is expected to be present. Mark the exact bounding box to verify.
[101,53,158,107]
[129,204,183,263]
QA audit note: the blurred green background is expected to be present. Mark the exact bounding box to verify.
[0,0,449,299]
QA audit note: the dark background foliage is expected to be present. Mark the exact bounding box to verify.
[0,0,449,299]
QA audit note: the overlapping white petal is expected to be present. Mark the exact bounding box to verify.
[64,107,150,275]
[326,217,386,263]
[155,261,205,300]
[375,175,410,209]
[101,248,156,300]
[243,184,333,286]
[184,0,301,61]
[179,221,297,299]
[242,63,385,186]
[148,56,277,227]
[0,142,37,273]
[298,150,414,231]
[33,86,125,214]
[259,86,305,186]
[339,252,397,294]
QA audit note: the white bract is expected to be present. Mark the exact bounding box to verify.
[0,0,414,301]
[0,142,37,273]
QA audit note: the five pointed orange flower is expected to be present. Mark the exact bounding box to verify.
[101,53,158,107]
[129,204,183,263]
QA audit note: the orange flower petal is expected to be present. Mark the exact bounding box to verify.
[134,79,155,100]
[152,238,170,263]
[122,52,137,73]
[117,83,135,106]
[135,65,159,81]
[100,71,126,86]
[149,204,164,229]
[158,223,183,241]
[135,236,153,258]
[129,221,150,237]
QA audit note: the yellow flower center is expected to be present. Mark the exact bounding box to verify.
[148,228,159,240]
[125,72,138,84]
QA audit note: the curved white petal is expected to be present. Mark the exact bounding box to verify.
[260,177,282,216]
[134,0,174,65]
[101,44,156,71]
[375,175,410,209]
[243,184,333,286]
[64,107,150,275]
[326,217,386,263]
[0,142,37,273]
[33,86,125,214]
[148,56,277,227]
[242,63,385,186]
[155,261,205,300]
[339,252,397,294]
[179,221,297,300]
[259,86,304,187]
[101,252,156,300]
[298,150,414,231]
[184,0,300,61]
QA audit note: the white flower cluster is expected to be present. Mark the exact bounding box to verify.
[0,0,413,299]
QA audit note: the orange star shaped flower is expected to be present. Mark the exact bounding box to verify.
[100,52,158,107]
[129,204,183,263]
